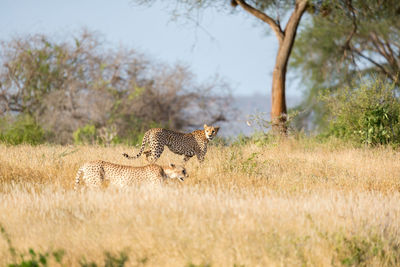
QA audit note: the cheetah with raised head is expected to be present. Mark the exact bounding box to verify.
[122,124,220,163]
[74,161,188,190]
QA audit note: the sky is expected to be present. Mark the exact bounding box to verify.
[0,0,303,100]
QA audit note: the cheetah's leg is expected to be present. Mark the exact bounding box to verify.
[87,166,105,189]
[183,155,193,162]
[74,168,84,191]
[196,152,205,163]
[147,146,164,163]
[86,175,103,189]
[144,150,151,158]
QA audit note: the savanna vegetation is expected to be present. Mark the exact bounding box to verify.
[1,140,400,266]
[1,1,400,266]
[0,31,230,145]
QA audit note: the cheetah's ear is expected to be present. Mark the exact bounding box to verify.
[169,163,176,168]
[214,126,220,133]
[204,124,208,129]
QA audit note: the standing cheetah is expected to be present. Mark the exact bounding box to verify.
[122,124,220,163]
[74,161,188,190]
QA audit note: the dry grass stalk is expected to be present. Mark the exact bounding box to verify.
[0,141,399,266]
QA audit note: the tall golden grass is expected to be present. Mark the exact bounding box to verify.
[0,140,399,266]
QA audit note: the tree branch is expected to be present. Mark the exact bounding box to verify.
[275,0,308,68]
[341,0,357,64]
[369,32,398,70]
[284,0,309,34]
[233,0,284,43]
[383,39,398,68]
[344,0,357,46]
[353,47,397,81]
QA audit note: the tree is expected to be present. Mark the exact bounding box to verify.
[291,0,400,130]
[134,0,309,134]
[0,31,230,144]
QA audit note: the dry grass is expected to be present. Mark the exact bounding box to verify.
[0,140,400,266]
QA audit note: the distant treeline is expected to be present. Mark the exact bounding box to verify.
[0,30,231,145]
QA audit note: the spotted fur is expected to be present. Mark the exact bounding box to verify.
[122,124,220,163]
[74,161,187,190]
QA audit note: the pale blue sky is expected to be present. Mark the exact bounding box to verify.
[0,0,301,99]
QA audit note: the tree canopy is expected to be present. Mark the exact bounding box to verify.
[0,31,230,144]
[291,0,400,130]
[134,0,311,133]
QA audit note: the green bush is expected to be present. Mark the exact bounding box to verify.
[320,77,400,145]
[231,132,277,147]
[0,115,46,145]
[119,120,163,146]
[73,124,98,145]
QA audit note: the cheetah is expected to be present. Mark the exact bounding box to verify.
[74,161,188,190]
[122,124,220,163]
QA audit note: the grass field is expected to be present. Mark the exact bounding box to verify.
[0,140,400,266]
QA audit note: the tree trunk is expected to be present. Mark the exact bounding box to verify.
[271,49,288,134]
[270,0,308,134]
[235,0,308,135]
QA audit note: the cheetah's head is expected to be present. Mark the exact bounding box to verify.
[164,163,188,182]
[204,124,220,141]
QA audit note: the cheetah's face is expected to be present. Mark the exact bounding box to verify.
[166,163,189,181]
[204,124,220,141]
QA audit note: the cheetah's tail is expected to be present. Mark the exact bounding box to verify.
[122,130,150,160]
[74,168,84,191]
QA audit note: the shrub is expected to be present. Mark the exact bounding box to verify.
[73,124,98,145]
[320,77,400,145]
[0,115,46,145]
[114,118,162,146]
[0,32,230,144]
[72,120,163,146]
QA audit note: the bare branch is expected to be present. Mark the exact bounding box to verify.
[233,0,284,43]
[369,32,399,71]
[339,0,357,64]
[353,48,397,81]
[383,39,398,68]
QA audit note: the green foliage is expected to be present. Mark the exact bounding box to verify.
[73,124,98,145]
[332,233,400,266]
[231,134,253,146]
[208,135,228,147]
[72,120,165,146]
[103,252,129,267]
[231,132,272,147]
[80,252,128,267]
[306,214,400,266]
[0,115,46,145]
[1,222,64,267]
[224,149,266,177]
[320,78,400,145]
[119,119,162,146]
[1,223,128,266]
[1,32,229,145]
[241,152,262,174]
[7,248,65,267]
[5,249,128,267]
[120,128,145,146]
[0,224,17,261]
[291,0,400,130]
[245,110,302,140]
